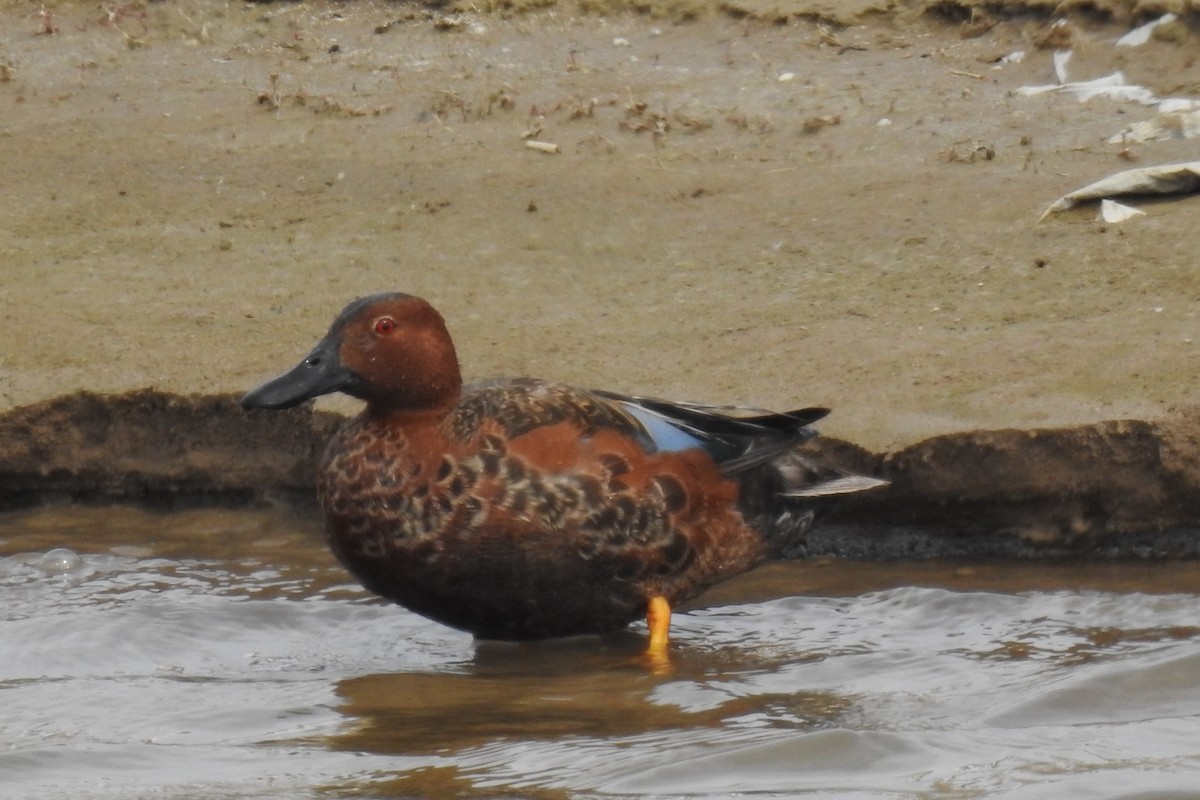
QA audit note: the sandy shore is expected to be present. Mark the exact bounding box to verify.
[3,0,1199,452]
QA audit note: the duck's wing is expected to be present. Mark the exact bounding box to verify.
[590,388,826,470]
[453,380,884,496]
[591,390,887,497]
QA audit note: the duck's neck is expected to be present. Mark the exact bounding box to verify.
[363,400,457,428]
[367,371,461,416]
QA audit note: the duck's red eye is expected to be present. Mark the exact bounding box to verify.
[373,317,396,335]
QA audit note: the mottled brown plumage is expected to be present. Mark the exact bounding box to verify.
[241,293,884,645]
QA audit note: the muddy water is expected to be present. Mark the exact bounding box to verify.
[2,506,1199,799]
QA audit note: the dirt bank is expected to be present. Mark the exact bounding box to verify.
[4,389,1200,558]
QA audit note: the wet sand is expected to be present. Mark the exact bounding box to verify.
[3,0,1199,454]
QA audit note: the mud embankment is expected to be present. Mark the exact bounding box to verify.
[0,391,337,511]
[3,391,1200,559]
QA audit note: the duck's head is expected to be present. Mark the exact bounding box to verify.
[240,292,462,413]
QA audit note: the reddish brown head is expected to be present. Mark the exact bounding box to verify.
[241,293,462,414]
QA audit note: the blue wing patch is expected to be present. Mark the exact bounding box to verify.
[619,402,706,453]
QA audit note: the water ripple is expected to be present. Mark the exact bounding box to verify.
[4,508,1200,799]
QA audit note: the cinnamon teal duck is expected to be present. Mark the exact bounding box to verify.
[240,293,885,656]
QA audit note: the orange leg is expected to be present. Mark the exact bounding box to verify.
[646,595,672,656]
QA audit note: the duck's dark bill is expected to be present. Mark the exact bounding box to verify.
[240,338,356,410]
